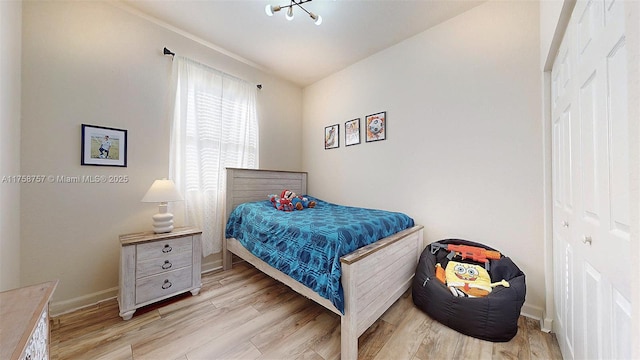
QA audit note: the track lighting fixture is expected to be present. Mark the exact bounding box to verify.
[265,0,322,25]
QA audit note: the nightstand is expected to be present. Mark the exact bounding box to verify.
[118,226,202,320]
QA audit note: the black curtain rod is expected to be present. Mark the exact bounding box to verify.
[163,47,262,90]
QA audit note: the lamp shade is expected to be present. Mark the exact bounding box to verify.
[141,179,184,203]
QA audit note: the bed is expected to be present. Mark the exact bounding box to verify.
[223,168,424,359]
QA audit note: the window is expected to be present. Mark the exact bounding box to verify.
[170,57,258,256]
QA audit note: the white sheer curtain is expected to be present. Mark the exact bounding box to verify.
[170,56,258,257]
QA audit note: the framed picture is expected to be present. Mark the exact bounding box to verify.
[324,124,339,149]
[345,118,361,146]
[81,124,128,167]
[365,111,386,142]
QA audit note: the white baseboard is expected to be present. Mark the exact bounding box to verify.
[50,259,225,317]
[521,303,554,333]
[54,260,541,324]
[202,258,223,274]
[521,302,545,322]
[541,316,554,333]
[50,286,118,317]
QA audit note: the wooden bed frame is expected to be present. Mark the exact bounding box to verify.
[222,168,424,359]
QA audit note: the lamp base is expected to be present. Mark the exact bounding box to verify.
[152,204,174,233]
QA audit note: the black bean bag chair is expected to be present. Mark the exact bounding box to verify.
[412,239,526,342]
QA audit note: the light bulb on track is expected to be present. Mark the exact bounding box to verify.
[265,0,322,25]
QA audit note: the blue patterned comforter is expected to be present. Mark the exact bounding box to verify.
[225,196,414,313]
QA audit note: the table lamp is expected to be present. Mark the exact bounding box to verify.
[141,178,184,233]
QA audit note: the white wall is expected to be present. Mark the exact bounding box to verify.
[0,0,22,292]
[539,0,568,69]
[303,1,545,314]
[21,1,302,313]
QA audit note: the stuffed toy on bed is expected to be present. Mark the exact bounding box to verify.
[269,190,316,211]
[286,190,316,210]
[268,192,294,211]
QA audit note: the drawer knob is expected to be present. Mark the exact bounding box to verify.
[162,279,172,289]
[162,244,172,253]
[161,260,172,270]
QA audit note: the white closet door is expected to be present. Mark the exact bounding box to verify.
[551,1,631,359]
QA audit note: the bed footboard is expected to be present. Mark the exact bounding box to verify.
[340,225,424,359]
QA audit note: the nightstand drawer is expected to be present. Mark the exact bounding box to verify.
[136,250,192,279]
[135,266,192,304]
[136,236,192,262]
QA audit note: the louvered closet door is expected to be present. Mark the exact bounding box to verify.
[551,1,631,359]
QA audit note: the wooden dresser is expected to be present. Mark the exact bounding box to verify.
[0,280,58,360]
[118,226,202,320]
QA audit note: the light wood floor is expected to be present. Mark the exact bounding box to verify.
[50,262,563,359]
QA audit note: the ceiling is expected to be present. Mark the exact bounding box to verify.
[121,0,485,87]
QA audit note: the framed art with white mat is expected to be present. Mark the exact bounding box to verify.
[81,124,128,167]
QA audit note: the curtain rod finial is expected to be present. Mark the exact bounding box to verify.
[164,47,175,56]
[257,84,263,90]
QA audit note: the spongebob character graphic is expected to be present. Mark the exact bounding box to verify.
[444,261,509,297]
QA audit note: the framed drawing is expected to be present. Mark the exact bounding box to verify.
[345,118,361,146]
[325,124,339,149]
[365,111,386,142]
[81,124,128,167]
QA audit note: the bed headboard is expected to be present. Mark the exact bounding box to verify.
[225,168,308,219]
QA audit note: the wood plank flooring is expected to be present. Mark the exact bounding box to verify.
[50,262,563,359]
